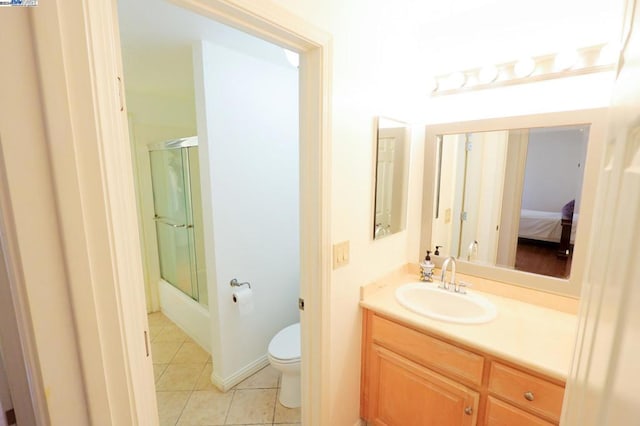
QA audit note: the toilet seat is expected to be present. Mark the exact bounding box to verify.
[268,323,300,362]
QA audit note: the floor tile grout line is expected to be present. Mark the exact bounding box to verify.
[192,362,209,391]
[154,363,170,384]
[171,390,192,426]
[171,361,207,426]
[222,389,237,425]
[167,338,188,364]
[270,386,278,425]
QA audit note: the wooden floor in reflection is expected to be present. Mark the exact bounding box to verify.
[515,239,573,279]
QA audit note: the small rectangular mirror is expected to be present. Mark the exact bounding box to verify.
[373,117,410,240]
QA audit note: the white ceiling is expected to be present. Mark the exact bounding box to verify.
[118,0,292,96]
[119,0,624,97]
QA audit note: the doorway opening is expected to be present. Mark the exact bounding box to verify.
[118,0,304,423]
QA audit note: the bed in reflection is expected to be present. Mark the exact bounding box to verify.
[518,200,576,258]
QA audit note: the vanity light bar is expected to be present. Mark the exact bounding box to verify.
[431,44,618,96]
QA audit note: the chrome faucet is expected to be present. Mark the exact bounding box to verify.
[439,256,456,290]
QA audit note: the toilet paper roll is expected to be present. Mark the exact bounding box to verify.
[232,287,254,315]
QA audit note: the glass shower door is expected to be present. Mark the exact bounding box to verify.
[149,148,199,300]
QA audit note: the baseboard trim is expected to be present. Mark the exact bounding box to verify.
[211,354,270,392]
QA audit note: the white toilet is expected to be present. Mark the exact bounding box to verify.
[268,322,301,408]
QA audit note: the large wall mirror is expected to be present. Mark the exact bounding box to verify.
[421,109,607,297]
[373,117,410,240]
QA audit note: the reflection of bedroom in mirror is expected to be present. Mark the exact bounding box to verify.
[373,117,410,240]
[431,124,589,279]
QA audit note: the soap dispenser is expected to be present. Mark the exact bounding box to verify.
[420,250,435,282]
[424,250,433,263]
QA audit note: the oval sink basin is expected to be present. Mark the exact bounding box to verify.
[395,282,497,324]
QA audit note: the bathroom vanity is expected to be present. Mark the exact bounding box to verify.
[361,110,603,425]
[359,269,577,426]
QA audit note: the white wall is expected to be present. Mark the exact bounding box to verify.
[521,127,588,212]
[193,41,300,384]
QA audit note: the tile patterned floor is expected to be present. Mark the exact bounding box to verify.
[148,312,301,426]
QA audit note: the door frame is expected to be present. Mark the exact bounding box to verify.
[31,0,332,424]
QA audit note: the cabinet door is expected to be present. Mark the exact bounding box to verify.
[368,345,479,426]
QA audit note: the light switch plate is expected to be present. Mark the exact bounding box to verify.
[333,241,350,269]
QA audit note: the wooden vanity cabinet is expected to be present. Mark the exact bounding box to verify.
[361,310,565,426]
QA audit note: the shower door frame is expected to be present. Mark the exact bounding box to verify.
[29,1,332,425]
[149,138,202,302]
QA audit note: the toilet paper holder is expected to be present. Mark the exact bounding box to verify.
[230,278,252,304]
[230,278,251,289]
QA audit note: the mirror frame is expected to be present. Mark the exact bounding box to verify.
[372,116,411,240]
[420,108,607,297]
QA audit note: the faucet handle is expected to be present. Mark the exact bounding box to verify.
[456,281,472,294]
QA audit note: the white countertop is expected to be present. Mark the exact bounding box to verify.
[360,274,578,381]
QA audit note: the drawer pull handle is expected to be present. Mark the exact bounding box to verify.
[524,391,535,401]
[464,406,473,415]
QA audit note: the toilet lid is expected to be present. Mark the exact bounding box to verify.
[268,322,300,361]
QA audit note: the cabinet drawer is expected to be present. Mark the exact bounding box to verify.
[371,314,484,386]
[488,362,564,422]
[486,396,555,426]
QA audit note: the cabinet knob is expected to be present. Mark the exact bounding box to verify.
[464,406,473,415]
[524,391,535,401]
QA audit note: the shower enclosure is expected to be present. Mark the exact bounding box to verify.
[149,137,207,306]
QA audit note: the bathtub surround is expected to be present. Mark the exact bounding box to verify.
[144,138,211,349]
[159,280,212,353]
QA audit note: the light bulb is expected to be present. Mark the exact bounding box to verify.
[478,65,498,84]
[513,57,535,78]
[554,49,579,71]
[447,71,466,89]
